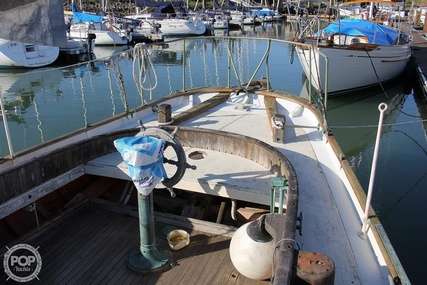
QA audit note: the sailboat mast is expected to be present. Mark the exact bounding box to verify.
[369,2,374,20]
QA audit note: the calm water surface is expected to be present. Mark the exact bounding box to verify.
[0,21,425,283]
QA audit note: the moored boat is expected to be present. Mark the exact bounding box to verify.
[69,3,132,46]
[125,1,206,37]
[0,38,59,68]
[0,38,410,284]
[292,6,413,97]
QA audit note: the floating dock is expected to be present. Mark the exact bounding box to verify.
[411,24,427,97]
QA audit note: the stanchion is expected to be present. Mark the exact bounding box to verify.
[127,192,170,273]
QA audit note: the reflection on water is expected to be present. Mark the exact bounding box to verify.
[327,78,410,157]
[91,45,132,61]
[0,25,301,158]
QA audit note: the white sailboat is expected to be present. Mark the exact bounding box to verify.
[292,2,412,96]
[0,38,59,68]
[126,1,206,36]
[69,3,132,46]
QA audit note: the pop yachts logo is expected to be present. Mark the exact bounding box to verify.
[3,244,42,282]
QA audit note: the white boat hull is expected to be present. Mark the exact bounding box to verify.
[296,43,412,95]
[213,18,229,29]
[69,23,131,46]
[91,30,130,45]
[156,18,206,36]
[0,39,59,68]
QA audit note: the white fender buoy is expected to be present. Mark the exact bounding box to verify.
[229,216,275,280]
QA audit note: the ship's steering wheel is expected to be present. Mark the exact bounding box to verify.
[136,124,189,194]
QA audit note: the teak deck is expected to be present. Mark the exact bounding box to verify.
[0,198,270,285]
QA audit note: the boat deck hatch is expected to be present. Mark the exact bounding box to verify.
[188,151,206,160]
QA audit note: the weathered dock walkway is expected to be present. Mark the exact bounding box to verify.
[411,26,427,96]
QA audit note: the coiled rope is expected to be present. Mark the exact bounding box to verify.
[133,43,158,102]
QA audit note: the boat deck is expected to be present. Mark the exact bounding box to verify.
[85,147,274,206]
[0,90,397,284]
[82,92,386,284]
[411,27,427,97]
[0,198,269,285]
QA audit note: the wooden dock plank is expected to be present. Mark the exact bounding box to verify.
[412,28,427,96]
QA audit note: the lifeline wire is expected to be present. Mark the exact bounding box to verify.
[330,119,427,129]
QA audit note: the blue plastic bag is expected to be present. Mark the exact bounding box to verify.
[114,136,166,195]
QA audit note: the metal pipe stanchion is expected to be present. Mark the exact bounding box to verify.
[127,191,170,273]
[359,102,388,239]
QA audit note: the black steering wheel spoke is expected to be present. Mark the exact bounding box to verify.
[136,126,187,188]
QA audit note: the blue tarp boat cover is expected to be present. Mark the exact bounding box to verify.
[72,3,104,23]
[321,18,399,45]
[252,8,274,17]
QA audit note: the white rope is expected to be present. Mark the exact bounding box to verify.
[132,43,158,101]
[271,116,284,129]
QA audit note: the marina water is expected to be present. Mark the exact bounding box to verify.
[0,21,425,284]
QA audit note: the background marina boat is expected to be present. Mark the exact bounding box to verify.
[212,14,230,29]
[0,38,409,284]
[293,16,413,96]
[59,36,96,63]
[0,1,66,68]
[154,17,207,36]
[0,38,59,68]
[69,3,132,46]
[130,20,164,43]
[126,1,206,36]
[69,22,132,46]
[229,10,256,26]
[251,7,275,22]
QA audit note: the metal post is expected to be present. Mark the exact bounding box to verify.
[324,56,329,112]
[359,103,388,239]
[270,187,276,213]
[0,88,14,157]
[227,38,231,88]
[127,192,170,273]
[308,46,312,104]
[278,188,284,215]
[270,177,288,214]
[182,39,186,90]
